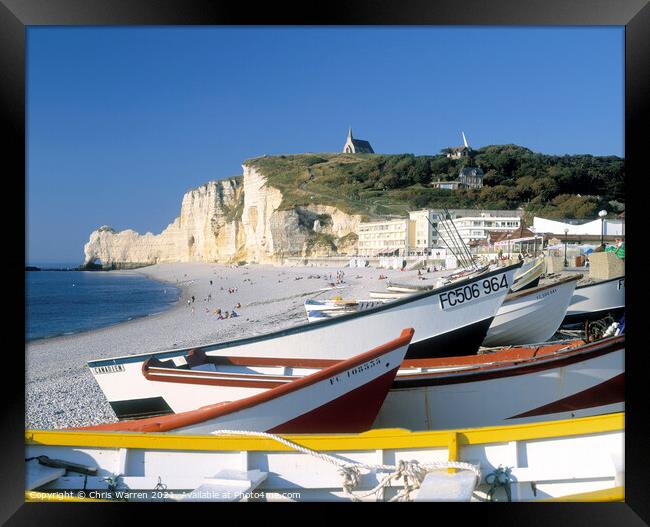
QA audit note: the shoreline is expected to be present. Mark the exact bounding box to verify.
[26,261,437,430]
[25,268,182,343]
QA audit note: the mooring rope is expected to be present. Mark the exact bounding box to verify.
[211,429,481,501]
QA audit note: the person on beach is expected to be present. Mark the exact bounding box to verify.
[224,311,230,319]
[231,310,239,317]
[235,302,241,309]
[191,295,195,303]
[187,299,191,307]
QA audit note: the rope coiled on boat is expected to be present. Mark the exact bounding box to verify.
[210,429,481,501]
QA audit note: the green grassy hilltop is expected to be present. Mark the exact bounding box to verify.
[244,145,624,221]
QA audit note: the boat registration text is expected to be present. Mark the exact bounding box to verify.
[91,364,126,375]
[439,275,509,310]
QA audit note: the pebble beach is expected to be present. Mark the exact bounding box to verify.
[26,262,438,429]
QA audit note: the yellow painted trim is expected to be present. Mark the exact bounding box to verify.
[447,432,459,474]
[540,486,625,502]
[25,413,623,453]
[25,491,109,503]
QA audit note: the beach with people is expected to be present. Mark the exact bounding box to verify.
[25,262,444,429]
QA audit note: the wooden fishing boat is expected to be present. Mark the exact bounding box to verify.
[510,256,545,292]
[386,282,437,293]
[25,412,624,502]
[368,289,413,300]
[85,330,411,418]
[303,298,385,321]
[386,265,491,294]
[562,275,625,325]
[78,329,413,434]
[304,298,385,312]
[322,274,578,341]
[376,334,624,430]
[482,274,581,347]
[89,264,521,419]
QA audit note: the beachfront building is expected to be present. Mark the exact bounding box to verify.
[342,127,374,154]
[436,210,524,251]
[357,218,409,256]
[408,209,442,254]
[488,226,545,257]
[356,208,524,257]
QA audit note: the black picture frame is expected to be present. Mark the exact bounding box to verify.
[7,0,648,523]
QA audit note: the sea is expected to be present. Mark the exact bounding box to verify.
[25,263,181,342]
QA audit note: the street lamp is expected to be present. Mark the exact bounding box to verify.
[598,210,607,248]
[564,228,569,267]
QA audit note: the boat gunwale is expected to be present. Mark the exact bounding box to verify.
[513,257,545,279]
[504,273,581,302]
[574,274,625,290]
[26,412,624,452]
[135,335,623,389]
[393,334,623,384]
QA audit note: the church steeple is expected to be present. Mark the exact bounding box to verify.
[342,126,374,154]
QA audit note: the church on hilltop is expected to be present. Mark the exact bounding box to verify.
[445,131,473,159]
[342,127,374,154]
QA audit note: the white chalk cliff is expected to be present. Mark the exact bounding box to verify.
[83,164,362,267]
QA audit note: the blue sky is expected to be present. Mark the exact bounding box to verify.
[27,26,624,263]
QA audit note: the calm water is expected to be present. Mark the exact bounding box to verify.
[26,268,180,341]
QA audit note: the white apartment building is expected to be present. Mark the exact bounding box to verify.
[437,212,522,249]
[357,218,410,256]
[356,209,524,257]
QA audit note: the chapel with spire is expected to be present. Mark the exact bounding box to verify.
[342,127,375,154]
[445,131,473,159]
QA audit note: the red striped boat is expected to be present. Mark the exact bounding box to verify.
[76,328,414,435]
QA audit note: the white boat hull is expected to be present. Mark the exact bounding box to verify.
[563,276,625,325]
[482,276,579,347]
[374,336,624,430]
